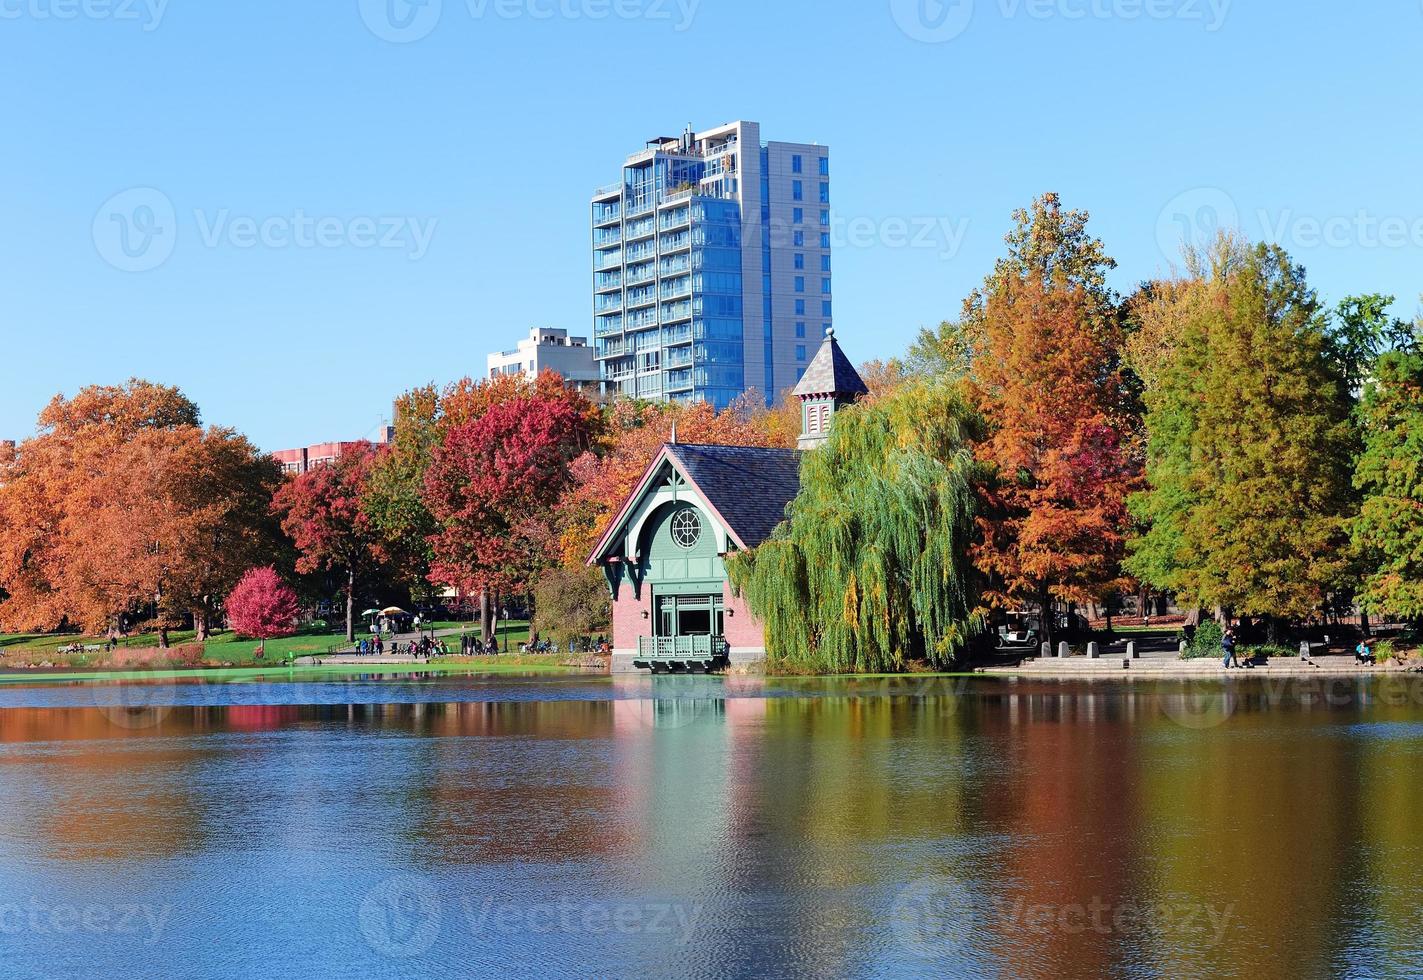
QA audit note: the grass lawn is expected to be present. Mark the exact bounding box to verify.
[0,655,581,685]
[0,620,537,668]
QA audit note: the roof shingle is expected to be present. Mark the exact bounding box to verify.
[667,444,802,548]
[791,329,870,399]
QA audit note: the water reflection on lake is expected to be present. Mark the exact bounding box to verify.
[2,673,1422,979]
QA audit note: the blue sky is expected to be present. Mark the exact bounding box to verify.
[2,0,1420,450]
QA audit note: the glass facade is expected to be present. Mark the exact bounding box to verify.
[593,122,830,409]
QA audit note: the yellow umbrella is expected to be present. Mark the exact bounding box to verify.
[380,606,408,616]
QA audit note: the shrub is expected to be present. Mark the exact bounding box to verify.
[1243,644,1294,661]
[1182,620,1224,660]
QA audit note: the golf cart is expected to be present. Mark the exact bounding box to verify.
[995,612,1041,651]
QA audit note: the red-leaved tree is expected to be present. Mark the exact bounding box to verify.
[272,444,385,642]
[423,376,597,641]
[225,566,300,658]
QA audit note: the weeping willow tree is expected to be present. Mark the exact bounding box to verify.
[726,383,984,673]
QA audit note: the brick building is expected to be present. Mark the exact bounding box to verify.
[273,426,394,475]
[588,329,866,673]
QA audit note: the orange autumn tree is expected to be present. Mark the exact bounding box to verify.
[0,381,281,643]
[970,273,1138,650]
[557,396,792,568]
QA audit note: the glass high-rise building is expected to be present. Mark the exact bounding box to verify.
[592,121,831,408]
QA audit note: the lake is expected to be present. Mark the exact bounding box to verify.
[1,670,1421,979]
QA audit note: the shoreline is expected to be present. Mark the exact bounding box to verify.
[0,660,584,685]
[975,659,1423,680]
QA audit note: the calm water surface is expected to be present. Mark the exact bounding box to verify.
[2,670,1422,979]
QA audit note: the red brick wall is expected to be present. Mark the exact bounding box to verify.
[721,583,766,652]
[608,573,767,655]
[610,579,652,653]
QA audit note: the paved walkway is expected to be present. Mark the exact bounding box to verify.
[978,653,1417,679]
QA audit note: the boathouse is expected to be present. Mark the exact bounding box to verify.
[588,329,867,673]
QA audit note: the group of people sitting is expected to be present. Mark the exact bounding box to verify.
[354,635,448,657]
[520,635,611,655]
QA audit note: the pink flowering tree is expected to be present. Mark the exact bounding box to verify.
[225,567,300,659]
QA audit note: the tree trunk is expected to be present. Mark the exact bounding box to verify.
[1360,610,1370,638]
[1184,607,1202,627]
[345,568,356,643]
[480,590,494,645]
[158,624,170,649]
[193,604,210,643]
[1266,615,1282,646]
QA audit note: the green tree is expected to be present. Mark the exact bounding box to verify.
[726,382,983,673]
[1352,350,1423,619]
[362,385,441,600]
[1328,294,1416,395]
[1123,237,1247,601]
[1132,243,1355,631]
[909,193,1119,381]
[531,566,609,646]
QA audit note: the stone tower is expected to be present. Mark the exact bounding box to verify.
[792,328,869,450]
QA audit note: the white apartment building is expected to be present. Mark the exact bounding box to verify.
[486,327,600,390]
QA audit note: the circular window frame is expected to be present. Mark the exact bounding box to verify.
[670,508,702,550]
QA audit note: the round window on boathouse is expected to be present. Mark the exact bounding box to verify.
[671,508,702,550]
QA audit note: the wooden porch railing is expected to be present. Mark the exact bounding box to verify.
[636,635,727,660]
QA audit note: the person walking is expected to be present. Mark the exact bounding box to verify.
[1221,623,1240,669]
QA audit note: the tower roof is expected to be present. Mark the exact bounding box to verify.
[791,328,869,400]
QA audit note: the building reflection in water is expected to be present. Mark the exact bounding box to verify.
[1,677,1423,976]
